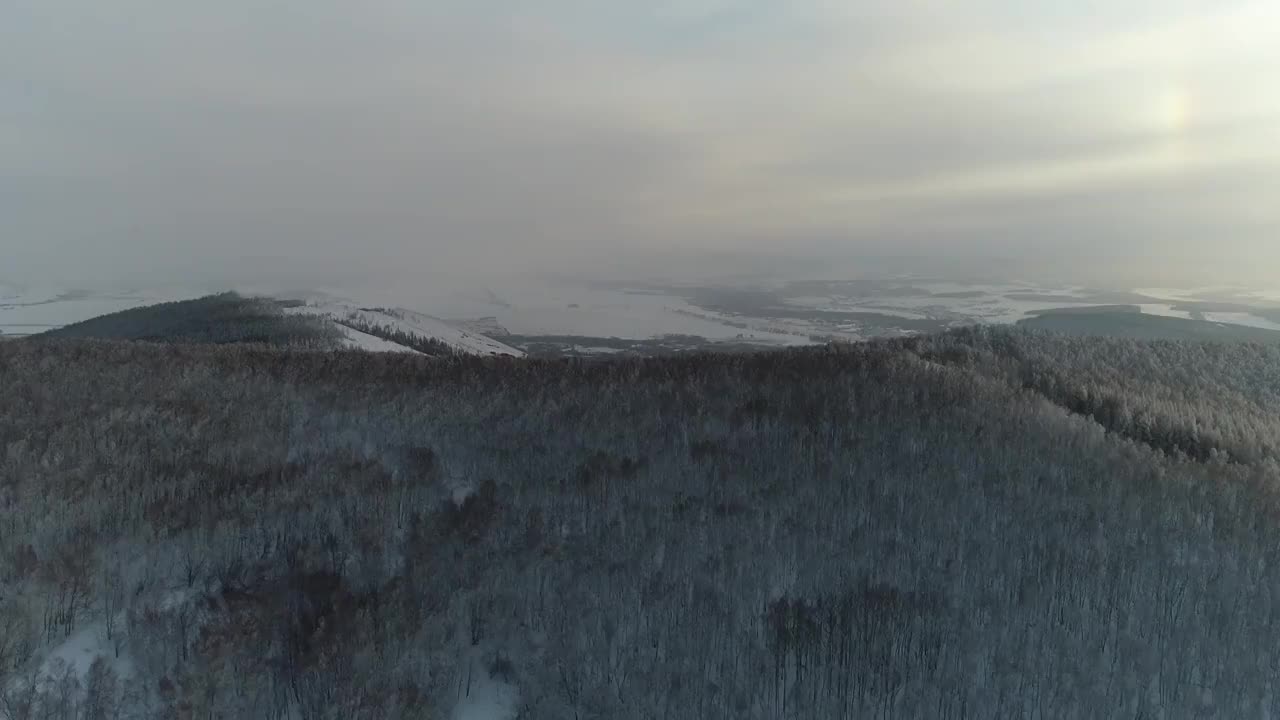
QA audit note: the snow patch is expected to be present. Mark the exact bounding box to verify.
[159,587,193,612]
[335,324,423,353]
[8,621,135,700]
[450,482,477,506]
[39,623,131,682]
[348,307,524,357]
[452,650,518,720]
[1139,304,1194,320]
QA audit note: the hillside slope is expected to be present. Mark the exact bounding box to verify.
[3,329,1280,718]
[285,298,524,357]
[0,287,196,338]
[38,292,344,348]
[32,292,524,357]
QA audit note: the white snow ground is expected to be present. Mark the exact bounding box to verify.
[334,323,423,353]
[345,307,524,356]
[5,620,135,708]
[393,283,807,345]
[1138,304,1195,320]
[38,622,133,683]
[452,650,518,720]
[285,297,524,356]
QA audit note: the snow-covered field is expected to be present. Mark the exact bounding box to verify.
[775,282,1280,327]
[1138,304,1195,320]
[1203,312,1280,332]
[772,284,1123,326]
[438,286,805,345]
[1133,287,1202,301]
[778,293,1066,325]
[781,296,937,321]
[914,281,1086,297]
[1133,286,1280,304]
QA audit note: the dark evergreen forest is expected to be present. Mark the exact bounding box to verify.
[40,294,343,348]
[3,327,1280,718]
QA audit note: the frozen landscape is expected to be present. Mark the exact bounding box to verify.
[7,277,1280,352]
[0,285,199,338]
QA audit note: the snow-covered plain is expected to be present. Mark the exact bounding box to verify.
[1138,304,1195,320]
[771,282,1125,327]
[781,296,936,321]
[1203,312,1280,332]
[452,286,806,345]
[367,281,806,345]
[770,283,1280,333]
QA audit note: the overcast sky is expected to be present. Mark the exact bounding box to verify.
[3,0,1278,291]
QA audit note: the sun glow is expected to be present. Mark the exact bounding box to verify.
[1151,85,1193,135]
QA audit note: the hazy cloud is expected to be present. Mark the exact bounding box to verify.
[3,0,1277,290]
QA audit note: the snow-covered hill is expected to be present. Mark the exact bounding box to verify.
[0,288,195,337]
[284,296,524,357]
[333,323,427,354]
[2,287,523,356]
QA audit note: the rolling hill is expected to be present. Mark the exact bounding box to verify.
[33,292,524,357]
[284,297,523,356]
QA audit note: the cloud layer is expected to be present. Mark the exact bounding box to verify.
[3,0,1278,289]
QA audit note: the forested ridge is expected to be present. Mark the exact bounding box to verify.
[39,294,342,348]
[3,328,1280,719]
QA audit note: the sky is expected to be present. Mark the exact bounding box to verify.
[3,0,1278,293]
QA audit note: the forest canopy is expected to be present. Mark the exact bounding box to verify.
[38,293,343,347]
[3,328,1280,718]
